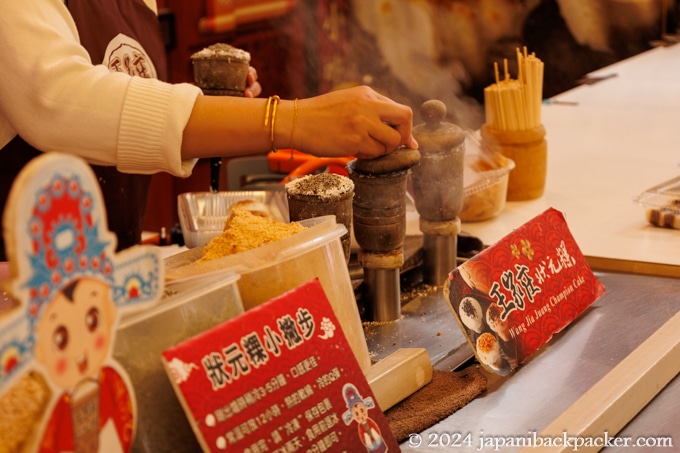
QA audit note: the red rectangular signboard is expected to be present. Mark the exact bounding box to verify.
[447,208,606,375]
[163,278,400,452]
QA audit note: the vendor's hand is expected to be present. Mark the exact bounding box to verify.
[296,86,418,160]
[244,67,261,98]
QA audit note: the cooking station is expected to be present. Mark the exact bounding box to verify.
[3,3,679,452]
[158,42,680,448]
[347,99,473,370]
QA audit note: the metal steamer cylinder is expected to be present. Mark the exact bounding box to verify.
[420,217,461,285]
[350,169,409,252]
[411,100,466,285]
[348,149,421,322]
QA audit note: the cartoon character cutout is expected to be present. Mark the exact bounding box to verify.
[341,383,388,452]
[0,153,163,452]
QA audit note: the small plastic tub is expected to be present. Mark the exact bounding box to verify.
[177,190,288,248]
[113,272,243,452]
[164,216,371,373]
[459,153,515,222]
[633,175,680,229]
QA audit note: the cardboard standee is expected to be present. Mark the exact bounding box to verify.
[0,153,164,452]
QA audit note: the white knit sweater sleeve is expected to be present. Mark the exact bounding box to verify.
[0,0,201,177]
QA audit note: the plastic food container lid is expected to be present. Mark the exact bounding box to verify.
[118,271,242,327]
[463,153,515,197]
[177,190,288,248]
[633,175,680,229]
[165,215,344,282]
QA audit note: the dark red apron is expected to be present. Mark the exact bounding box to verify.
[0,0,168,261]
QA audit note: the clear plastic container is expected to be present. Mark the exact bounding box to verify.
[164,216,371,373]
[113,272,243,452]
[459,133,516,222]
[633,175,680,229]
[177,190,288,248]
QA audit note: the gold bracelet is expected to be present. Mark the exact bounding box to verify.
[264,95,280,153]
[289,98,298,159]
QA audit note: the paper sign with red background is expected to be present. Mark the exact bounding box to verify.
[447,208,606,375]
[163,278,399,452]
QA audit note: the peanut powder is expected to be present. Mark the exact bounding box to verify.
[199,208,306,262]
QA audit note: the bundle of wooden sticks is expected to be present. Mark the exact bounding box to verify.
[484,47,544,131]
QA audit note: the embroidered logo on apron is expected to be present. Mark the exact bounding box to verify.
[104,33,157,79]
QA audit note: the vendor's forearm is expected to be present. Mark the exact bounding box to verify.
[181,95,296,159]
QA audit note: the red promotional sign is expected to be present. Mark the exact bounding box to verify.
[162,278,399,452]
[447,208,606,375]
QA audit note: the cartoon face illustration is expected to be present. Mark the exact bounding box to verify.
[33,277,117,390]
[351,401,369,424]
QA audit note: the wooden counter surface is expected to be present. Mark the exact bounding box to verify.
[460,43,680,276]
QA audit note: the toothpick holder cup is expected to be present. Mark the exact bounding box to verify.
[480,124,547,201]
